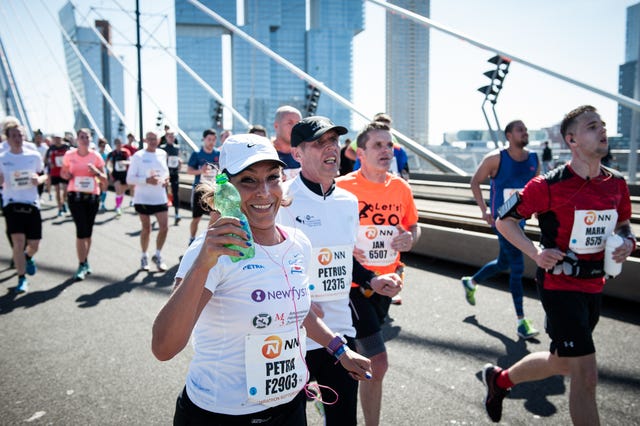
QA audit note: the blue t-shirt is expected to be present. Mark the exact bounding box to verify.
[188,148,220,186]
[277,151,300,170]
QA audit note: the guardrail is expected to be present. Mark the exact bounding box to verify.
[172,171,639,302]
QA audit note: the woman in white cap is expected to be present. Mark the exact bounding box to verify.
[152,133,371,425]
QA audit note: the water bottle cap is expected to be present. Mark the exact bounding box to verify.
[215,173,229,185]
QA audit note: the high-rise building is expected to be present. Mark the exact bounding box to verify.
[232,0,307,130]
[307,0,364,127]
[175,0,363,140]
[617,2,640,139]
[175,0,235,148]
[59,2,124,142]
[386,0,430,145]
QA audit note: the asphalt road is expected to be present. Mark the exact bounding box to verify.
[1,197,639,425]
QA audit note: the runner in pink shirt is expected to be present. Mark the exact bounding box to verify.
[61,128,107,281]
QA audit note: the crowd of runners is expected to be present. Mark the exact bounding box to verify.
[1,104,636,425]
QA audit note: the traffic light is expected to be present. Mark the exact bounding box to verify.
[213,101,223,128]
[305,85,321,117]
[156,110,164,128]
[477,55,511,104]
[118,121,124,134]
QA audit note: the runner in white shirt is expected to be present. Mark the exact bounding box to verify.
[279,117,402,425]
[0,123,47,293]
[153,134,371,424]
[126,131,170,272]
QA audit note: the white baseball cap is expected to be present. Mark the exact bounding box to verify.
[219,133,285,174]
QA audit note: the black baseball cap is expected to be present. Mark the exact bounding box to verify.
[290,116,348,147]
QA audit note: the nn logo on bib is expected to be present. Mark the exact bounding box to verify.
[583,211,613,225]
[261,335,300,359]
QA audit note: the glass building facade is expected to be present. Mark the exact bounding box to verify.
[386,0,430,146]
[618,2,640,139]
[307,0,364,128]
[175,0,235,148]
[175,0,363,139]
[59,2,124,142]
[232,0,307,130]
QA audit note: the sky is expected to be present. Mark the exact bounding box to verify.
[0,0,638,145]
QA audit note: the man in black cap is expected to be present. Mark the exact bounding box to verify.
[278,116,402,425]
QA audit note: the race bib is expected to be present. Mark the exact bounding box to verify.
[569,209,618,254]
[54,156,64,167]
[167,156,179,168]
[74,176,95,193]
[9,170,32,189]
[308,245,352,301]
[201,171,216,183]
[147,169,163,185]
[245,328,307,407]
[503,188,522,202]
[115,160,127,172]
[357,225,398,266]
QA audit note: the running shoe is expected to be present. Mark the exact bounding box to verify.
[152,254,168,272]
[140,255,150,271]
[391,295,403,305]
[15,277,29,293]
[115,207,122,217]
[84,262,92,276]
[57,209,64,217]
[74,264,86,281]
[517,318,539,340]
[482,363,509,422]
[175,215,181,226]
[461,276,476,306]
[25,256,37,276]
[100,204,107,212]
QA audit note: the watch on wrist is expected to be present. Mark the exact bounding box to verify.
[326,335,347,356]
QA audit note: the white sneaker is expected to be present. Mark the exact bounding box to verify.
[152,254,168,272]
[140,255,150,271]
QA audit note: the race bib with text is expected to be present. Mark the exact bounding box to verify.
[245,328,307,407]
[569,209,618,254]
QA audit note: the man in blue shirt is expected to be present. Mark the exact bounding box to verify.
[461,120,540,339]
[186,129,220,245]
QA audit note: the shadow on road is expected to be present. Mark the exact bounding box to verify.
[463,314,565,418]
[0,277,76,315]
[75,265,177,308]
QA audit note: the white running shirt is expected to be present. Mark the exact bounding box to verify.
[175,225,313,415]
[126,149,169,205]
[277,176,358,351]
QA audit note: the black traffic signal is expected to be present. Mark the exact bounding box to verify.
[477,55,511,104]
[305,85,321,117]
[213,102,223,128]
[156,110,164,128]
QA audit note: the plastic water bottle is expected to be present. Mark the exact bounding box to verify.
[214,174,255,262]
[604,234,624,278]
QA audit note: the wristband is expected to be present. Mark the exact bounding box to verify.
[333,344,347,360]
[326,335,347,356]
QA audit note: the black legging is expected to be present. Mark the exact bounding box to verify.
[170,175,180,215]
[67,192,100,238]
